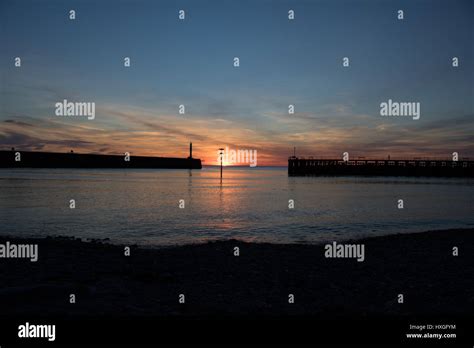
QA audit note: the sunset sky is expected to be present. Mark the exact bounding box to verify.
[1,0,473,165]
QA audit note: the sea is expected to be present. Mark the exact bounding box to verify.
[1,167,473,246]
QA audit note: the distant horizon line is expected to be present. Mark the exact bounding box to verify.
[2,148,471,163]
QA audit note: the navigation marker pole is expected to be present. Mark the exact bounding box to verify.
[219,148,224,183]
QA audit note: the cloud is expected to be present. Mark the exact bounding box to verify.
[3,120,35,127]
[1,103,473,165]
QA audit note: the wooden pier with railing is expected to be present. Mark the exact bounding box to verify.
[288,156,474,177]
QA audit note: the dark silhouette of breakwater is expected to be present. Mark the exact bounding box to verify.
[288,157,474,177]
[0,150,202,169]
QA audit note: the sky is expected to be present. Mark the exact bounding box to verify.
[1,0,473,165]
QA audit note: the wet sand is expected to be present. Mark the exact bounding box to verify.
[0,228,473,318]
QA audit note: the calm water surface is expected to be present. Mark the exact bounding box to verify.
[1,167,473,246]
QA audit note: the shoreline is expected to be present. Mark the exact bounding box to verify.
[0,228,473,317]
[2,226,473,250]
